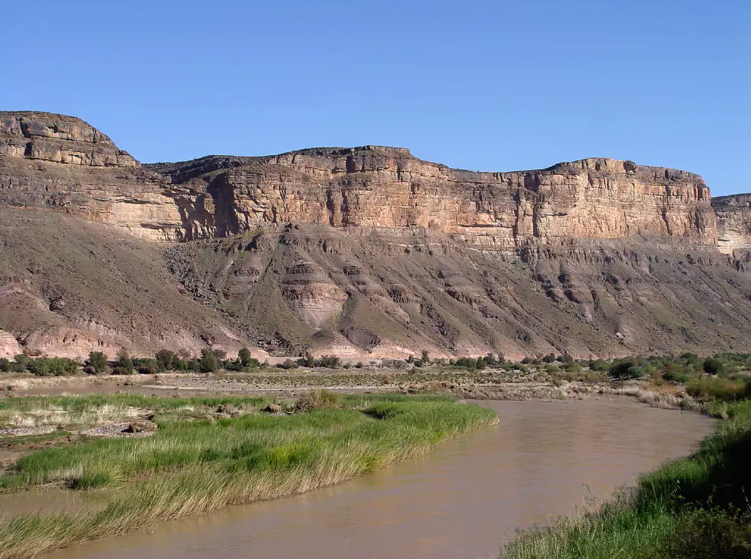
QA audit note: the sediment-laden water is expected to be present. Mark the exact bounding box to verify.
[47,397,715,558]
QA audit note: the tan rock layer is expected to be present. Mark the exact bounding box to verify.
[0,112,727,251]
[712,194,751,254]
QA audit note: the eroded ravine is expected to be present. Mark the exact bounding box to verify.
[47,398,715,559]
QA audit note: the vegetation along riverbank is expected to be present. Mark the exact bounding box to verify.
[503,355,751,558]
[0,392,496,558]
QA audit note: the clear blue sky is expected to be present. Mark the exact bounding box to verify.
[2,0,749,195]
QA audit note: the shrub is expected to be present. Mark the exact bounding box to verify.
[223,359,244,371]
[687,376,747,401]
[276,359,299,370]
[296,353,315,368]
[172,357,188,371]
[588,359,609,372]
[27,358,78,376]
[703,358,726,375]
[0,358,11,373]
[238,348,252,367]
[662,368,691,383]
[155,349,175,371]
[608,357,639,379]
[315,355,341,369]
[88,351,108,374]
[14,354,30,368]
[136,359,158,375]
[421,350,430,364]
[294,389,340,411]
[116,357,134,375]
[200,349,218,373]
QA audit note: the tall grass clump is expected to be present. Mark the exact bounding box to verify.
[0,394,496,558]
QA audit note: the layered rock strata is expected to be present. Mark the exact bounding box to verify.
[2,111,751,360]
[1,112,718,250]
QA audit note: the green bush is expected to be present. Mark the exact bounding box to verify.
[608,357,639,379]
[0,358,11,373]
[116,357,134,375]
[315,355,341,368]
[703,358,727,375]
[588,359,609,372]
[136,359,158,375]
[14,353,30,365]
[200,349,218,373]
[88,351,108,374]
[155,349,175,371]
[276,358,299,370]
[687,376,747,401]
[26,358,78,376]
[238,348,252,367]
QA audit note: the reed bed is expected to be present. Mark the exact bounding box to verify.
[0,393,496,558]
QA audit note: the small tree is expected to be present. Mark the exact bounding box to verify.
[238,347,252,367]
[200,349,219,373]
[88,351,108,374]
[117,356,134,374]
[137,359,158,374]
[0,358,11,373]
[703,358,726,375]
[155,349,175,371]
[421,350,430,364]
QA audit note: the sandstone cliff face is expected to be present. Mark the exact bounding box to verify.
[0,112,184,242]
[1,111,751,361]
[713,194,751,255]
[0,112,138,168]
[151,148,717,250]
[0,112,717,249]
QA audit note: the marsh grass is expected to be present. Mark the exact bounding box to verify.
[0,394,496,558]
[0,394,273,429]
[502,399,751,558]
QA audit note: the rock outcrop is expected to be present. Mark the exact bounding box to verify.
[713,194,751,254]
[0,112,717,249]
[1,110,751,360]
[0,112,138,168]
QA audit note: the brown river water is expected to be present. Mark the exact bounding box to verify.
[41,397,715,559]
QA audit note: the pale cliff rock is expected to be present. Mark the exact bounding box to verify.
[2,111,751,360]
[713,194,751,254]
[152,148,717,250]
[0,112,718,250]
[0,329,22,359]
[0,112,138,167]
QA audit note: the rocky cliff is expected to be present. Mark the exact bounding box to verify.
[1,112,717,249]
[713,194,751,254]
[1,111,751,360]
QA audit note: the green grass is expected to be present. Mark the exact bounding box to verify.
[502,400,751,558]
[0,393,496,558]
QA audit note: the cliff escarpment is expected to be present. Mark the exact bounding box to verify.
[1,112,717,248]
[1,111,750,360]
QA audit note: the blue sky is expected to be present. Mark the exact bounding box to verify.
[2,0,748,195]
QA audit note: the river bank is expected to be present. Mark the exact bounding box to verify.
[0,393,497,558]
[502,394,751,558]
[43,398,716,559]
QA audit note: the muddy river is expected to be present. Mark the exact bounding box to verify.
[43,397,715,558]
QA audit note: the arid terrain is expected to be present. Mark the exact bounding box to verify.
[2,111,751,361]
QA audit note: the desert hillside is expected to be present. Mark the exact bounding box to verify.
[2,111,750,360]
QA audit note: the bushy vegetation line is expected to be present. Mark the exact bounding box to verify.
[0,393,495,558]
[4,349,751,382]
[502,390,751,558]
